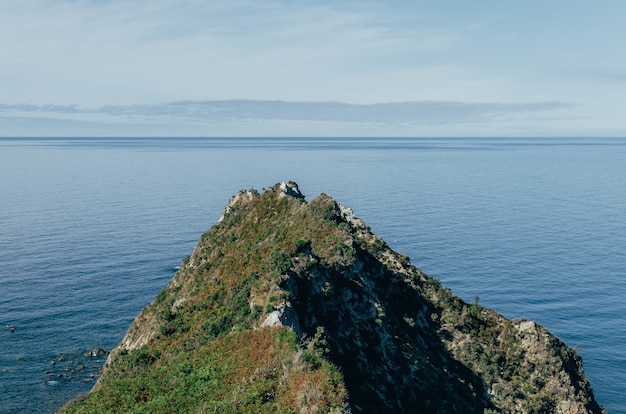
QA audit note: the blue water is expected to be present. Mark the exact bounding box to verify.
[0,137,624,413]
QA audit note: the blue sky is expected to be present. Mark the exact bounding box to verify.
[1,1,625,137]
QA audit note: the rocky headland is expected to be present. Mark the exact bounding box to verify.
[60,182,605,413]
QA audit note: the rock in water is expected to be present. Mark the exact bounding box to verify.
[60,183,605,414]
[84,348,107,358]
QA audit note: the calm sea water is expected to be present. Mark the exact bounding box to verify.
[0,137,624,413]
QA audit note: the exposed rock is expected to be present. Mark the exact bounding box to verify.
[259,299,302,338]
[217,188,257,223]
[278,180,305,200]
[84,348,107,358]
[61,183,605,414]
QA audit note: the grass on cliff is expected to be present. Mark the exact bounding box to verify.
[61,183,598,414]
[63,327,345,414]
[61,184,349,413]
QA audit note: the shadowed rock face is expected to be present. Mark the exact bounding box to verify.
[61,182,605,414]
[277,204,488,413]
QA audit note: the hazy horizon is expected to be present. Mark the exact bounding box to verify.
[2,1,626,137]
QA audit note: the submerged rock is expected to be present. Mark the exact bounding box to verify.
[61,182,605,414]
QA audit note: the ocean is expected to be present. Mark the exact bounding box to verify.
[0,137,624,413]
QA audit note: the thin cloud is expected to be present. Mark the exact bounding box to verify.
[96,100,573,124]
[0,1,472,106]
[1,100,574,127]
[593,71,626,83]
[0,104,81,113]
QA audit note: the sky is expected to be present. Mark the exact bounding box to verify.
[1,0,625,137]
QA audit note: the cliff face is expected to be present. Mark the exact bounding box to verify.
[61,182,605,414]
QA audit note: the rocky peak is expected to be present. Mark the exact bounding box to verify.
[278,180,305,200]
[61,183,605,414]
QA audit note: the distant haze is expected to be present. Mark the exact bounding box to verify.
[1,1,625,137]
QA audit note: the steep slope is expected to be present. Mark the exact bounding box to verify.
[61,182,605,414]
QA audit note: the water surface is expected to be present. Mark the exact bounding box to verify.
[0,137,624,413]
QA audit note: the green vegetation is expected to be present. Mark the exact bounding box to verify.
[61,182,604,414]
[61,184,349,413]
[64,327,345,413]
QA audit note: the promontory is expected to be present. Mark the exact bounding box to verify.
[60,182,605,413]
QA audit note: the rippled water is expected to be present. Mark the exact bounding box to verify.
[0,137,624,413]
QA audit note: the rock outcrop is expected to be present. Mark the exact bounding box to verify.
[61,182,605,414]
